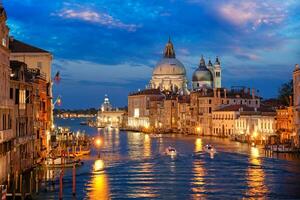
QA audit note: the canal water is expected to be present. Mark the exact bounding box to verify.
[38,118,300,199]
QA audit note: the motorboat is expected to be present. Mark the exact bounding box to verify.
[165,146,177,157]
[204,144,216,154]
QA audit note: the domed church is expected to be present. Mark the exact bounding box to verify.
[150,38,188,93]
[149,38,222,93]
[192,56,222,90]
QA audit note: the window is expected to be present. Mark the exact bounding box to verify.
[216,72,220,77]
[15,89,19,104]
[19,90,26,109]
[209,107,212,113]
[2,38,6,47]
[26,90,30,103]
[10,88,13,99]
[134,108,140,118]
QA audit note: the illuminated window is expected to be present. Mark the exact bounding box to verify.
[2,38,6,47]
[134,108,139,118]
[19,90,26,109]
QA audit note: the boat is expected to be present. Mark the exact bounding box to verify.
[44,157,83,168]
[80,121,88,125]
[204,144,216,154]
[165,146,177,157]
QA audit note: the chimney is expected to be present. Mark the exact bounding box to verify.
[252,88,255,99]
[217,89,221,99]
[224,88,227,99]
[248,88,251,95]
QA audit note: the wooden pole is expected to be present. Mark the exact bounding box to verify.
[19,174,22,194]
[59,170,63,200]
[72,164,76,196]
[35,172,39,194]
[30,171,33,194]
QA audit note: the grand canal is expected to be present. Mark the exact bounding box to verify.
[38,118,300,199]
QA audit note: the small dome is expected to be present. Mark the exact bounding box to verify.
[192,68,213,82]
[192,57,213,82]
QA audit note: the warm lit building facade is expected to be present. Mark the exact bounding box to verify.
[128,89,162,130]
[293,64,300,147]
[97,95,127,128]
[234,107,276,144]
[0,7,14,185]
[276,106,294,143]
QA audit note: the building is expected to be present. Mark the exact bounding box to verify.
[293,64,300,147]
[128,89,162,130]
[276,106,294,144]
[97,95,127,128]
[128,39,262,136]
[0,6,14,185]
[234,106,276,144]
[212,105,242,137]
[9,36,53,136]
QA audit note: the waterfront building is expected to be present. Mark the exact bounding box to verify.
[234,106,276,144]
[189,87,261,135]
[10,61,37,172]
[293,64,300,147]
[0,6,14,185]
[128,89,162,130]
[276,106,294,144]
[212,105,242,137]
[9,36,53,135]
[97,95,127,128]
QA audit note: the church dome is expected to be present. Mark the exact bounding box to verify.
[192,57,213,82]
[192,56,213,90]
[152,38,186,76]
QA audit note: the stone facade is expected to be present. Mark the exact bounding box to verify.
[276,106,294,144]
[293,64,300,147]
[0,7,14,185]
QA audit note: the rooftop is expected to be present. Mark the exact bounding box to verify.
[9,37,49,53]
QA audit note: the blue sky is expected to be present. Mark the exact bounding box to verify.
[4,0,300,109]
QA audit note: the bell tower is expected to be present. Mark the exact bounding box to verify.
[213,56,222,88]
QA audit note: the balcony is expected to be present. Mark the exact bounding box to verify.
[0,129,14,143]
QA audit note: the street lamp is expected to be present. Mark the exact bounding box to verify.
[196,126,201,135]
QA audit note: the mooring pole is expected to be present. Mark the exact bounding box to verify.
[72,163,76,196]
[59,170,63,200]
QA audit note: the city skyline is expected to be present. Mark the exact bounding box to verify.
[4,0,300,108]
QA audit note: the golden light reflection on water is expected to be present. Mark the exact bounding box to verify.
[245,147,268,198]
[195,138,203,152]
[191,160,206,200]
[87,160,110,200]
[144,134,151,157]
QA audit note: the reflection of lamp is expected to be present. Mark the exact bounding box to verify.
[95,138,102,158]
[94,159,105,172]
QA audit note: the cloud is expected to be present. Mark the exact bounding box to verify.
[54,9,139,32]
[188,0,293,30]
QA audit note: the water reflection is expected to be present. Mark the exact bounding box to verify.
[195,138,203,152]
[245,147,268,198]
[87,160,110,199]
[144,134,151,157]
[191,160,206,199]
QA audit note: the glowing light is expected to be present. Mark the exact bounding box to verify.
[94,159,105,171]
[95,138,102,147]
[195,138,202,152]
[252,131,258,138]
[196,127,201,133]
